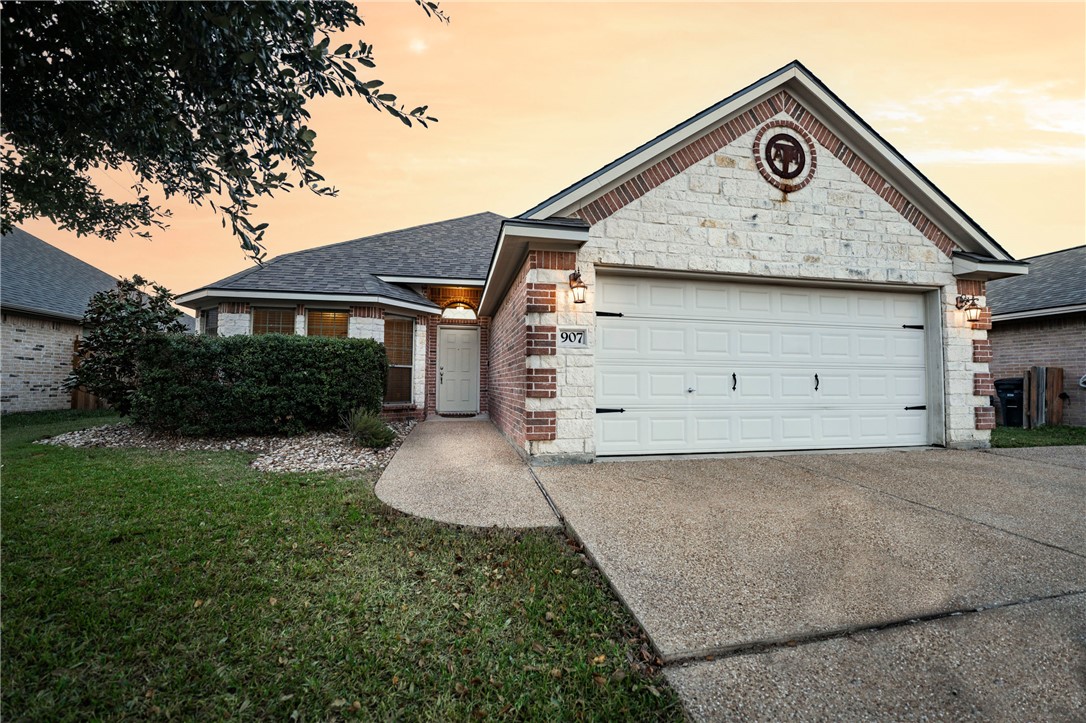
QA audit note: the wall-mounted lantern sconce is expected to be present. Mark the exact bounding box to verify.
[569,270,587,304]
[955,295,984,323]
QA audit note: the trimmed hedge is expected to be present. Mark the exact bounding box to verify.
[132,334,387,436]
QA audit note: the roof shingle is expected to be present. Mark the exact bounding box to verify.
[1,228,118,320]
[986,245,1086,316]
[194,212,505,304]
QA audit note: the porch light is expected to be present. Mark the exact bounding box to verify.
[569,270,587,304]
[956,295,983,323]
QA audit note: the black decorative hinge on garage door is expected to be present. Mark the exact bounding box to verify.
[904,405,927,411]
[595,407,626,414]
[596,311,624,317]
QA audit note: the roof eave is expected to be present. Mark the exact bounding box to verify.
[992,303,1086,323]
[478,220,590,316]
[174,288,439,315]
[951,253,1029,281]
[0,302,83,323]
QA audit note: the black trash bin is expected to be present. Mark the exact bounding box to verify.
[994,377,1024,427]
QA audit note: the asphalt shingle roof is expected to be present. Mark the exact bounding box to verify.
[986,245,1086,316]
[198,212,505,305]
[1,228,118,321]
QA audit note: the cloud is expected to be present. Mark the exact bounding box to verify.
[867,81,1085,167]
[909,145,1086,165]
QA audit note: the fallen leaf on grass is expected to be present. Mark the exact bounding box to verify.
[593,674,607,687]
[592,654,606,665]
[269,597,278,606]
[193,599,203,609]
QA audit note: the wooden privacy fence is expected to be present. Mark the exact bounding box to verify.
[1022,366,1064,428]
[70,338,108,411]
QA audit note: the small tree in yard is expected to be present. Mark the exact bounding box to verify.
[69,276,185,415]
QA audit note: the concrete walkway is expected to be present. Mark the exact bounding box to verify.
[376,419,558,528]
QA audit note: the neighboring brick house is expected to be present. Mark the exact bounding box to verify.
[1,229,118,413]
[986,246,1086,427]
[181,61,1030,459]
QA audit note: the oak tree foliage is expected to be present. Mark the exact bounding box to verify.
[1,1,446,259]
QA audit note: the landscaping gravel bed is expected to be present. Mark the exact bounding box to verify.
[37,420,416,474]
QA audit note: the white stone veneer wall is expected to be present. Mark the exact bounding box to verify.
[526,110,986,458]
[348,317,383,343]
[412,319,427,407]
[217,312,250,337]
[294,313,306,336]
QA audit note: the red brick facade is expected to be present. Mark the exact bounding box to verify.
[574,90,957,258]
[488,256,531,447]
[975,406,996,431]
[989,312,1086,427]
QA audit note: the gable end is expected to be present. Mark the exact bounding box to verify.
[573,90,956,258]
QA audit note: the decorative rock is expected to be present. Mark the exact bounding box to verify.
[37,420,417,474]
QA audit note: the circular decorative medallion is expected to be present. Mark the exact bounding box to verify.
[753,121,817,192]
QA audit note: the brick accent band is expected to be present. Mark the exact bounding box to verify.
[956,279,986,297]
[219,302,249,314]
[350,306,383,318]
[526,410,557,441]
[974,372,995,397]
[575,90,958,258]
[525,368,557,399]
[975,406,996,430]
[526,325,556,356]
[972,339,992,363]
[526,283,557,314]
[530,250,578,270]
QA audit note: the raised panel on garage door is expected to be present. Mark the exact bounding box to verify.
[595,275,930,456]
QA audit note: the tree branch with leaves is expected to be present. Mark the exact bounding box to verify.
[1,0,447,259]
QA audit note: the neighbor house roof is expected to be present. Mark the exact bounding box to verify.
[520,60,1016,263]
[986,245,1086,320]
[1,228,117,321]
[177,212,505,310]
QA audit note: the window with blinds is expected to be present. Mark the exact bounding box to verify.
[252,307,295,335]
[384,317,414,403]
[307,310,348,338]
[200,308,219,336]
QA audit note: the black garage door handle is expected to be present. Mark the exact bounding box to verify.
[732,373,737,391]
[815,374,820,391]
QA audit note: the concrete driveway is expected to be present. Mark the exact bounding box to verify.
[535,446,1086,720]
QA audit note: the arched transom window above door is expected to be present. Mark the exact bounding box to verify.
[440,301,477,321]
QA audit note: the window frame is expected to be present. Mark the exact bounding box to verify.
[200,307,219,336]
[383,315,415,404]
[306,309,349,338]
[251,306,296,336]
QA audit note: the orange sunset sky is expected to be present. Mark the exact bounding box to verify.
[18,2,1086,312]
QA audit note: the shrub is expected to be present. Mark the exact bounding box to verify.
[132,334,387,436]
[68,276,186,415]
[344,407,396,448]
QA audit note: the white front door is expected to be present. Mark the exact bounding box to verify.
[595,275,931,456]
[437,327,480,414]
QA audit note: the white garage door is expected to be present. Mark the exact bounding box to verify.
[595,275,930,456]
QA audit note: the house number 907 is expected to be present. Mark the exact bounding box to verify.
[558,329,587,348]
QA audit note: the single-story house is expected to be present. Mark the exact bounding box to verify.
[1,228,118,413]
[986,245,1086,427]
[178,61,1029,461]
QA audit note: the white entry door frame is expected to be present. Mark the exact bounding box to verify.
[437,326,481,414]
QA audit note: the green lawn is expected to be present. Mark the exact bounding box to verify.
[991,424,1086,448]
[1,411,682,721]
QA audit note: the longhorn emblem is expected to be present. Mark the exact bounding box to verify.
[765,133,806,180]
